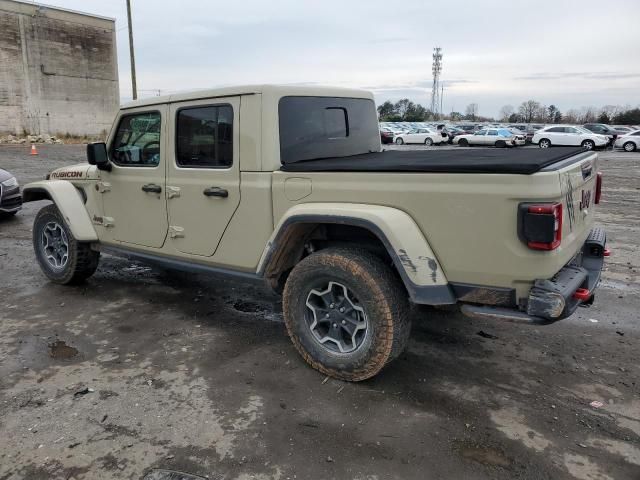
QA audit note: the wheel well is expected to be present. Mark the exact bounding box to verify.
[22,188,51,203]
[263,223,400,294]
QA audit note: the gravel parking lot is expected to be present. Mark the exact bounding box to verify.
[0,144,638,480]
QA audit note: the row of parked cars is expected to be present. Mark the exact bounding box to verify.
[380,122,640,151]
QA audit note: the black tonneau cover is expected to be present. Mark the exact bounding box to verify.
[280,147,586,175]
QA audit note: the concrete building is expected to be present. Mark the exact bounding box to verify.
[0,0,119,136]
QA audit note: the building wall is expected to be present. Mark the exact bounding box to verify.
[0,0,119,136]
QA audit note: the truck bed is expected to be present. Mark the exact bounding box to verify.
[280,147,585,175]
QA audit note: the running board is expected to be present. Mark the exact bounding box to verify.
[460,304,555,325]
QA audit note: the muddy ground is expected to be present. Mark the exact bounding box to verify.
[0,145,638,480]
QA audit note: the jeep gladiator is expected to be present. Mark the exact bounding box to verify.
[22,85,607,381]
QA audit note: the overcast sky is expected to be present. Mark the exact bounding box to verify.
[42,0,640,117]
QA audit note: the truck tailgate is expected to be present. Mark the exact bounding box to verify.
[554,151,599,258]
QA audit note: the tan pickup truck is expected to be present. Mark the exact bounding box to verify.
[23,85,607,381]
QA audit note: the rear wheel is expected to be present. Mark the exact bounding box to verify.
[623,141,636,152]
[33,204,100,284]
[282,248,411,381]
[495,140,506,148]
[395,138,404,145]
[581,139,595,150]
[538,138,551,148]
[458,138,469,147]
[424,137,433,146]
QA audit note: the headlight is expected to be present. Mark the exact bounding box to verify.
[1,176,18,188]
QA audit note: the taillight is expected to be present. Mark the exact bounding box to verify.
[519,203,563,251]
[595,172,603,204]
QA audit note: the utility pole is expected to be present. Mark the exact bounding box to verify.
[126,0,137,100]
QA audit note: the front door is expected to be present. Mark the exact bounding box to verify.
[165,98,241,257]
[101,107,168,248]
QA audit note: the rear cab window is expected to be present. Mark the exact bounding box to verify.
[278,96,379,164]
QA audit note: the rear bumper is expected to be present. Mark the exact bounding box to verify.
[461,227,606,324]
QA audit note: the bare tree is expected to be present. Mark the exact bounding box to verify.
[518,100,541,123]
[465,103,479,121]
[499,105,514,122]
[564,109,580,124]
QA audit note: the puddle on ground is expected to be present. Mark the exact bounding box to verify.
[454,441,511,468]
[48,340,78,359]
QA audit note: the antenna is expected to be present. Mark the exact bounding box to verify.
[430,47,443,120]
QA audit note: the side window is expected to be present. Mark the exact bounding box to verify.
[475,130,487,135]
[176,105,233,168]
[633,132,640,136]
[565,127,578,134]
[547,127,564,133]
[110,112,161,167]
[487,130,498,136]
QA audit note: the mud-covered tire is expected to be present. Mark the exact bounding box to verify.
[33,204,99,284]
[282,247,410,381]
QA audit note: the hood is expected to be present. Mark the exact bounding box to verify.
[0,168,15,182]
[49,164,91,180]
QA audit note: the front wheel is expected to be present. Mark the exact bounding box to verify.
[33,204,100,284]
[395,138,404,145]
[538,138,551,148]
[623,141,636,152]
[581,140,595,150]
[495,140,506,148]
[458,138,469,147]
[424,137,433,146]
[282,248,411,381]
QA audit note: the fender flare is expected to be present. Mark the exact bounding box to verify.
[22,180,98,242]
[258,203,455,305]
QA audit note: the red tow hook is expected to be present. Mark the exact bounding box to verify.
[604,248,611,257]
[573,288,591,301]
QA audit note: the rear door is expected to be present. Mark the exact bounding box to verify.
[165,97,241,256]
[545,126,565,145]
[471,129,487,145]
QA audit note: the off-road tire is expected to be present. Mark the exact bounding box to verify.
[33,204,100,284]
[283,247,410,381]
[538,138,551,148]
[458,138,469,147]
[623,141,636,152]
[581,139,595,150]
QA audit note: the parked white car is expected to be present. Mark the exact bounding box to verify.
[394,128,446,146]
[533,126,607,150]
[453,128,518,147]
[614,130,640,152]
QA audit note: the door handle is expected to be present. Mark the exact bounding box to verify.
[203,187,228,198]
[141,183,162,193]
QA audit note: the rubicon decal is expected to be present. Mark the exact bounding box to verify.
[50,171,84,179]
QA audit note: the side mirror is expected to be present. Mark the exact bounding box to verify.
[87,142,111,171]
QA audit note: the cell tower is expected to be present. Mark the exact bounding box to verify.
[430,47,443,119]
